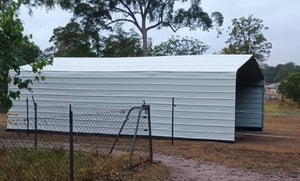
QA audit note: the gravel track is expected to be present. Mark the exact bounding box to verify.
[154,154,299,181]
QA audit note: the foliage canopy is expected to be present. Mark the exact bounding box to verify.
[222,15,272,64]
[46,22,97,57]
[0,1,52,109]
[102,27,143,57]
[278,72,300,103]
[262,62,300,83]
[152,35,209,56]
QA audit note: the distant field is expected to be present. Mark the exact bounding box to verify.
[265,99,300,118]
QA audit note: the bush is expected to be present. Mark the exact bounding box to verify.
[278,72,300,103]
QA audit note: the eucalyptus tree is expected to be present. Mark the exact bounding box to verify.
[72,0,223,56]
[222,15,272,65]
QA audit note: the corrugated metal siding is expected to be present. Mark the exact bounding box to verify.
[8,71,236,141]
[235,80,264,128]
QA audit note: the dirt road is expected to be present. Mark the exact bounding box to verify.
[154,154,299,181]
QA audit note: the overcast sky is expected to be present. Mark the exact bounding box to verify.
[20,0,300,66]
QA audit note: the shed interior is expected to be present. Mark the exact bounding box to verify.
[235,57,264,131]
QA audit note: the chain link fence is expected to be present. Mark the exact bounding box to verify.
[0,100,152,180]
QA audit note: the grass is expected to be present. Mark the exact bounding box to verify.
[111,162,170,181]
[0,148,79,181]
[0,148,167,181]
[265,99,300,117]
[1,112,170,180]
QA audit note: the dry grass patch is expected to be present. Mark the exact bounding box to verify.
[0,148,85,181]
[0,113,6,128]
[130,163,170,181]
[91,152,148,179]
[110,162,170,181]
[235,133,300,153]
[0,148,162,181]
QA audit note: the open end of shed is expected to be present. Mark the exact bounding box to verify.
[235,56,264,131]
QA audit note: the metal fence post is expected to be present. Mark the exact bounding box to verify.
[128,108,143,168]
[26,97,29,136]
[34,102,37,149]
[146,105,153,162]
[171,97,175,145]
[69,104,74,181]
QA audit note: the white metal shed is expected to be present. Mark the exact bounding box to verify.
[8,55,264,141]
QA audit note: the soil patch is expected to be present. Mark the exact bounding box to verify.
[155,154,299,181]
[265,117,300,131]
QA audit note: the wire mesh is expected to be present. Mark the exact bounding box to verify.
[0,102,152,180]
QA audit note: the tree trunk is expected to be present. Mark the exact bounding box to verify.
[142,30,148,56]
[141,15,148,56]
[0,72,9,113]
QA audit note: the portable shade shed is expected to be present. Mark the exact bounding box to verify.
[8,55,264,141]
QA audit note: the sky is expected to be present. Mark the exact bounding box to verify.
[20,0,300,66]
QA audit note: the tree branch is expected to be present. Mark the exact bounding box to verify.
[105,18,138,28]
[146,2,167,31]
[164,23,182,32]
[137,0,144,16]
[114,6,130,16]
[119,0,142,32]
[146,22,162,31]
[145,0,151,15]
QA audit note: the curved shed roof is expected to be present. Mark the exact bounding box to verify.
[21,55,254,72]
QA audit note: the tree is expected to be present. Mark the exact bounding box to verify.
[278,73,300,103]
[262,62,300,83]
[72,0,223,56]
[46,22,97,57]
[17,0,72,11]
[222,15,272,65]
[20,37,42,64]
[152,35,209,56]
[0,1,52,110]
[275,62,300,82]
[102,27,143,57]
[262,64,277,83]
